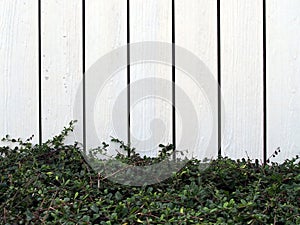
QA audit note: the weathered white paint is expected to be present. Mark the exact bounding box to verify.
[41,0,82,143]
[0,0,39,143]
[1,0,300,162]
[175,0,218,159]
[267,0,300,162]
[86,0,127,150]
[221,0,263,160]
[130,0,172,156]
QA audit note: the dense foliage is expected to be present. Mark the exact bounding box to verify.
[0,122,299,224]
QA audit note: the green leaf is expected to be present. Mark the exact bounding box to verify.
[90,204,99,213]
[115,191,122,201]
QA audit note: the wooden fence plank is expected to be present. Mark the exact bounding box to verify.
[221,0,264,160]
[130,0,172,157]
[175,0,218,160]
[41,0,82,143]
[85,0,127,150]
[267,0,300,162]
[0,0,39,143]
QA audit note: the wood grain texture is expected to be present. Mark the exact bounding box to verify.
[267,0,300,162]
[85,0,127,151]
[221,0,263,160]
[130,0,172,157]
[41,0,82,143]
[1,0,300,162]
[0,0,39,143]
[175,0,218,160]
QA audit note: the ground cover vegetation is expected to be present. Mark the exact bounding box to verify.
[0,122,299,224]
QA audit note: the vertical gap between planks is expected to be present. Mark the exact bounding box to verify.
[38,0,42,145]
[82,0,86,152]
[127,0,131,151]
[217,0,221,156]
[263,0,267,164]
[172,0,176,160]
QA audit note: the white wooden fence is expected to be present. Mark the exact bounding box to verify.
[0,0,300,163]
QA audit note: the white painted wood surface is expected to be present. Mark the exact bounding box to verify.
[267,0,300,162]
[0,0,39,143]
[41,0,82,143]
[130,0,172,156]
[221,0,263,160]
[176,0,218,160]
[1,0,300,162]
[86,0,127,151]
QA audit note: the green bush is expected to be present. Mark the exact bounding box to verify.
[0,122,299,224]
